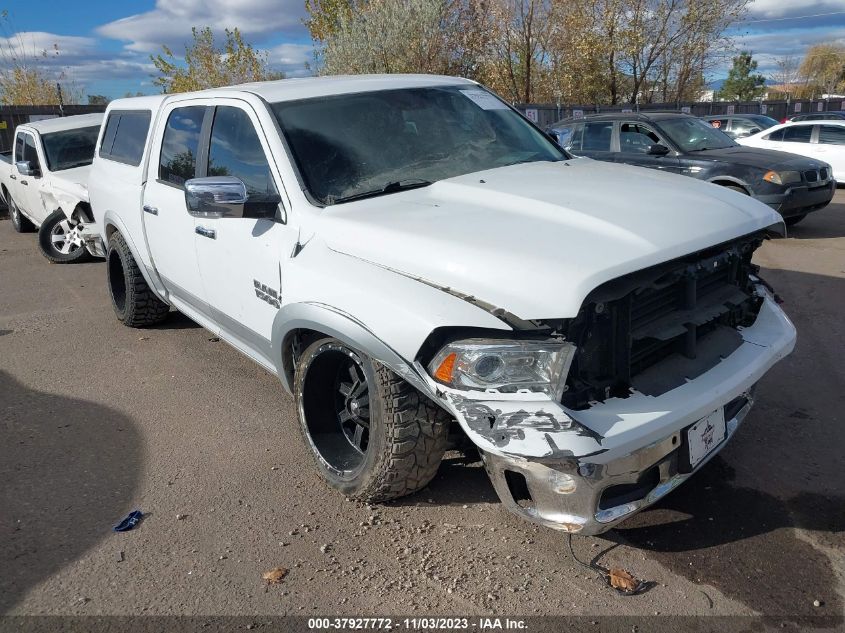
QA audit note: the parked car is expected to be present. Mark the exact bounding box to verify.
[702,114,779,139]
[0,113,104,262]
[90,76,795,536]
[788,111,845,123]
[738,120,845,182]
[549,112,834,225]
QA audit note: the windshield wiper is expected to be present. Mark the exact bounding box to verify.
[330,179,433,204]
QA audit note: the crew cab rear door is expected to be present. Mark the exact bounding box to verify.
[191,100,298,370]
[141,102,214,328]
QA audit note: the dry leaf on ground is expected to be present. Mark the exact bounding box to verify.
[608,568,640,592]
[262,567,289,584]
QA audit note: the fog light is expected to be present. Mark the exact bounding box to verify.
[549,471,576,494]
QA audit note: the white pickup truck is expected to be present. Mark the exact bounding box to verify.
[89,76,796,535]
[0,113,104,262]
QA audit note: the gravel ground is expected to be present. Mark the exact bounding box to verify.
[1,193,843,628]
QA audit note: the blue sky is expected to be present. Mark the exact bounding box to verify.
[1,0,844,99]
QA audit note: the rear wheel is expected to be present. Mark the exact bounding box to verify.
[9,197,34,233]
[295,337,450,502]
[38,209,90,263]
[107,231,170,327]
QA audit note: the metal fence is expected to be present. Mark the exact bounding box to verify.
[515,98,845,129]
[0,105,107,153]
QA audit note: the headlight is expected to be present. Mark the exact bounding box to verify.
[763,170,801,185]
[428,338,576,399]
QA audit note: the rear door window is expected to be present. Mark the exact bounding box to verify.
[580,122,613,152]
[708,118,729,131]
[818,125,845,145]
[159,106,206,187]
[100,111,151,166]
[782,126,812,143]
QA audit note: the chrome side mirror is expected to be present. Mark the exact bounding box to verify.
[184,176,248,218]
[16,160,37,177]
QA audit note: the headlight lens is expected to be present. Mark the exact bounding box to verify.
[763,170,801,185]
[428,338,576,399]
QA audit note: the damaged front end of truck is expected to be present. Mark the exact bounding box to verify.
[414,230,796,535]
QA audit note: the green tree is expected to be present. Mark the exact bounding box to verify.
[152,27,284,93]
[720,51,765,101]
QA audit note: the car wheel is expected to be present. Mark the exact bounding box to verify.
[721,184,749,195]
[9,197,34,233]
[785,213,807,226]
[107,231,170,327]
[295,337,450,502]
[38,209,91,263]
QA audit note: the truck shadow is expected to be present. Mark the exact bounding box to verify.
[612,457,843,627]
[0,371,143,613]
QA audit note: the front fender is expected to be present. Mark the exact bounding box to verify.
[271,301,436,399]
[41,180,88,221]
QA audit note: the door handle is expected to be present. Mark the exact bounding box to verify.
[21,180,28,186]
[9,174,15,180]
[143,205,158,215]
[195,226,216,239]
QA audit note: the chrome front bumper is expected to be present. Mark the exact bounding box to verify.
[482,391,754,535]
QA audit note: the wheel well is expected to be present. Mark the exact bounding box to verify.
[282,328,329,387]
[74,202,93,223]
[712,180,750,195]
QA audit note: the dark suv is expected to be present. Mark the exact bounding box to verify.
[549,112,834,225]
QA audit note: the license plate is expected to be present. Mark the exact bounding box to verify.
[687,409,726,469]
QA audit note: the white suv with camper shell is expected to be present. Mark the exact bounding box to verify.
[88,75,796,535]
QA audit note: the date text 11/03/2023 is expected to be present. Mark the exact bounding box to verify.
[307,617,528,630]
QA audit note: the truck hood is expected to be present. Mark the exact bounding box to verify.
[691,145,828,170]
[320,158,781,319]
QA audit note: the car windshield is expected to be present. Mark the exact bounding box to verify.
[41,126,100,171]
[270,86,565,205]
[659,117,737,152]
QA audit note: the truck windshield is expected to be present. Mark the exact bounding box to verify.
[658,118,737,152]
[270,86,565,205]
[41,126,101,172]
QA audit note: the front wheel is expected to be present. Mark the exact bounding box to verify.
[785,213,807,226]
[38,210,91,263]
[295,338,450,502]
[9,197,34,233]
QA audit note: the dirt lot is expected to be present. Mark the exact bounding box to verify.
[1,193,843,628]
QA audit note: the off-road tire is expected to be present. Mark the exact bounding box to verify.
[295,337,450,502]
[9,197,34,233]
[38,209,91,263]
[785,213,807,226]
[107,231,169,327]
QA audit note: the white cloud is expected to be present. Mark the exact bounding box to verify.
[747,0,845,19]
[0,32,96,60]
[97,0,308,53]
[267,42,313,76]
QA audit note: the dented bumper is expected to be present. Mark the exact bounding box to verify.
[425,293,796,535]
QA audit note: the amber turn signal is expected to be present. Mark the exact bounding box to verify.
[433,352,457,382]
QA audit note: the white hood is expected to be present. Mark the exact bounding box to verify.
[41,164,91,217]
[320,158,781,319]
